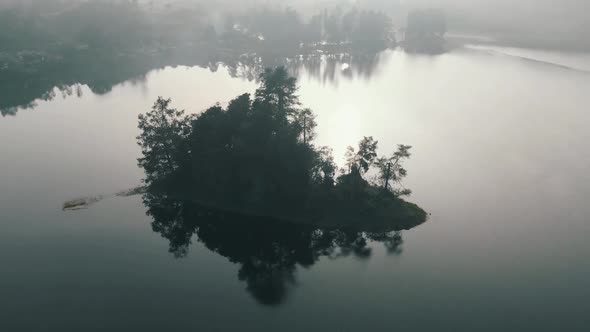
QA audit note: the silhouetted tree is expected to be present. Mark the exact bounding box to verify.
[313,147,337,186]
[294,108,317,145]
[376,144,412,196]
[345,136,378,174]
[255,66,299,117]
[137,97,192,185]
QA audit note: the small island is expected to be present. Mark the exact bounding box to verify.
[137,67,427,231]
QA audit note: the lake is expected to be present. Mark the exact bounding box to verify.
[1,46,589,331]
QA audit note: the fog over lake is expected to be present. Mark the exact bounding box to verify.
[2,44,589,331]
[2,0,590,330]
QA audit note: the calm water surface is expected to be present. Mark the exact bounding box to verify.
[1,47,589,331]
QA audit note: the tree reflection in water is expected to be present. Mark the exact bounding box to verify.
[1,50,387,117]
[143,187,417,306]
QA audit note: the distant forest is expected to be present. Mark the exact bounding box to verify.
[0,0,395,54]
[0,0,400,115]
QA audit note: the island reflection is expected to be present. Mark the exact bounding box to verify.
[143,185,420,306]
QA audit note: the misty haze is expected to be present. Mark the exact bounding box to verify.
[1,1,589,331]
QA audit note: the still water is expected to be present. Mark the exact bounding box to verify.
[1,46,589,331]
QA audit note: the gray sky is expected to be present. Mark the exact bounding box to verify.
[402,0,590,41]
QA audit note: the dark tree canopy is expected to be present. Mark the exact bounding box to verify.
[137,67,426,230]
[346,136,379,174]
[376,144,413,196]
[137,97,193,186]
[255,67,300,116]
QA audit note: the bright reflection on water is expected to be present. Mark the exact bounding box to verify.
[1,47,589,331]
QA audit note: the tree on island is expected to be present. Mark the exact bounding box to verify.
[376,144,413,196]
[137,97,193,186]
[137,67,426,230]
[136,67,427,305]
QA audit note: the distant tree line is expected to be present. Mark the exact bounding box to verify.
[221,7,395,51]
[1,50,385,117]
[403,9,447,54]
[0,1,397,115]
[0,1,396,55]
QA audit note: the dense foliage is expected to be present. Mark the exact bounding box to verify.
[137,67,426,229]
